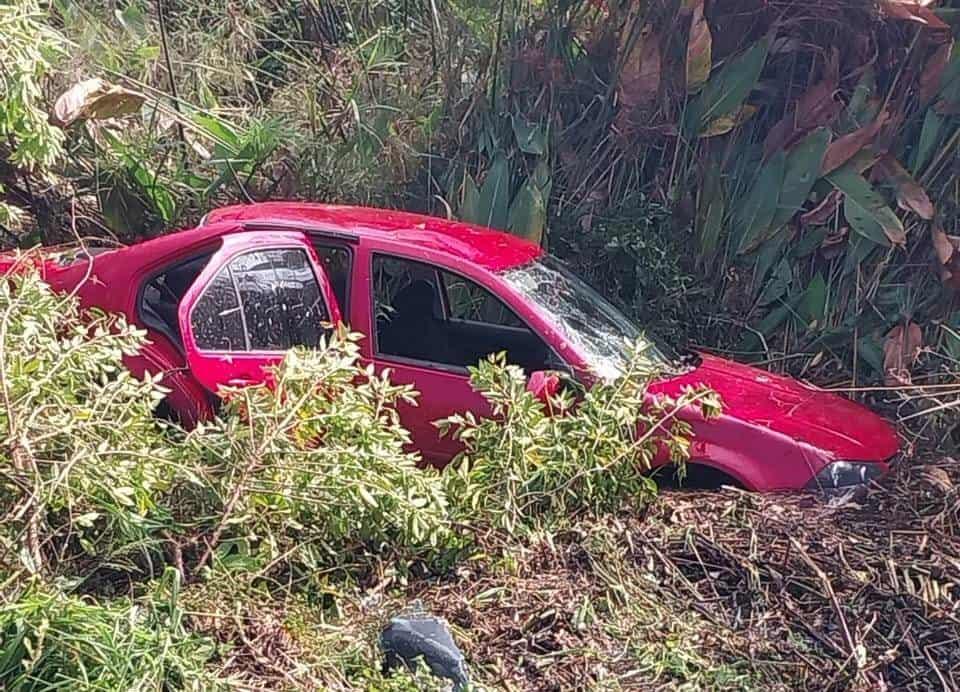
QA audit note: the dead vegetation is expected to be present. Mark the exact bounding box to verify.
[309,455,957,690]
[173,454,960,690]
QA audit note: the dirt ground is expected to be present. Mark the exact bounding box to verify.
[184,454,959,691]
[394,455,960,691]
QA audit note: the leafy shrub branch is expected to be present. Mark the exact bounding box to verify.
[0,262,175,582]
[183,333,456,577]
[440,349,723,532]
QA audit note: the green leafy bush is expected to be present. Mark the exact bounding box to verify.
[0,0,67,233]
[0,571,219,691]
[0,264,176,580]
[439,347,722,531]
[183,332,455,575]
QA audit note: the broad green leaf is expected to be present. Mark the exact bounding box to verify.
[512,116,547,156]
[826,164,904,246]
[128,157,174,222]
[942,312,960,361]
[477,154,511,230]
[846,67,878,127]
[937,48,960,97]
[754,229,791,290]
[795,227,829,257]
[843,195,890,246]
[771,127,831,229]
[191,113,241,152]
[798,273,827,326]
[507,181,546,245]
[735,150,786,254]
[459,172,481,225]
[701,105,757,137]
[696,162,724,260]
[741,303,791,350]
[911,107,944,174]
[757,258,792,306]
[689,36,770,135]
[842,234,879,275]
[857,334,884,372]
[116,4,146,38]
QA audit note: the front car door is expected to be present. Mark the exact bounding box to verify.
[358,249,564,465]
[178,231,341,394]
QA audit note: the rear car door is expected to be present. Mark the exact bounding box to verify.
[178,231,341,394]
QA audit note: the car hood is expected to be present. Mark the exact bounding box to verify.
[652,353,899,462]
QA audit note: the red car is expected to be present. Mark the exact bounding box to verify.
[13,202,899,491]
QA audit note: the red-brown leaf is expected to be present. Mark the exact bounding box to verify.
[883,321,923,386]
[686,1,712,93]
[934,99,960,115]
[932,225,960,290]
[880,0,951,32]
[821,112,889,175]
[877,155,935,220]
[801,190,842,226]
[919,41,953,105]
[619,24,661,111]
[763,65,840,158]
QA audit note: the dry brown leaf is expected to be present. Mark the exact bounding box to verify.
[923,466,953,492]
[883,321,923,386]
[686,1,712,94]
[881,0,952,31]
[877,156,935,220]
[821,112,889,175]
[919,41,953,105]
[53,78,145,127]
[619,23,661,111]
[801,190,842,226]
[763,57,841,158]
[931,225,960,290]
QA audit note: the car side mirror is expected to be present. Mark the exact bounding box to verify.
[526,370,561,404]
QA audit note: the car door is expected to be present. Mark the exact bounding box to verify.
[178,231,341,394]
[368,252,559,465]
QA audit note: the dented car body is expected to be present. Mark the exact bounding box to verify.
[6,203,899,491]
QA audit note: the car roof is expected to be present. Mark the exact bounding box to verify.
[202,202,544,272]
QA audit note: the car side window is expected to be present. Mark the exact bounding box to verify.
[373,253,555,373]
[441,270,524,328]
[140,252,214,348]
[191,248,328,351]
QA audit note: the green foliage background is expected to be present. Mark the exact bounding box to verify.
[1,0,957,406]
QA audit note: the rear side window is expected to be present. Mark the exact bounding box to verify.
[190,248,328,351]
[191,269,245,350]
[140,252,213,348]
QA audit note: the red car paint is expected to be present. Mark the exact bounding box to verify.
[2,203,899,491]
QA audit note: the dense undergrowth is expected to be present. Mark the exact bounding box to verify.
[1,0,959,688]
[0,267,711,689]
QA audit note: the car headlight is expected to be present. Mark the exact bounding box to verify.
[805,461,884,490]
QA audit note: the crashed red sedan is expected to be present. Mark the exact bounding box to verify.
[11,202,898,491]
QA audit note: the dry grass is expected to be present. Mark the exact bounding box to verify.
[179,454,960,690]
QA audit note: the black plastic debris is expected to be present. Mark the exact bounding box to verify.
[380,602,469,690]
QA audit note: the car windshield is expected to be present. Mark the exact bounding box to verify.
[501,256,680,379]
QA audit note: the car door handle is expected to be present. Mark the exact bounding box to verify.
[226,377,257,387]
